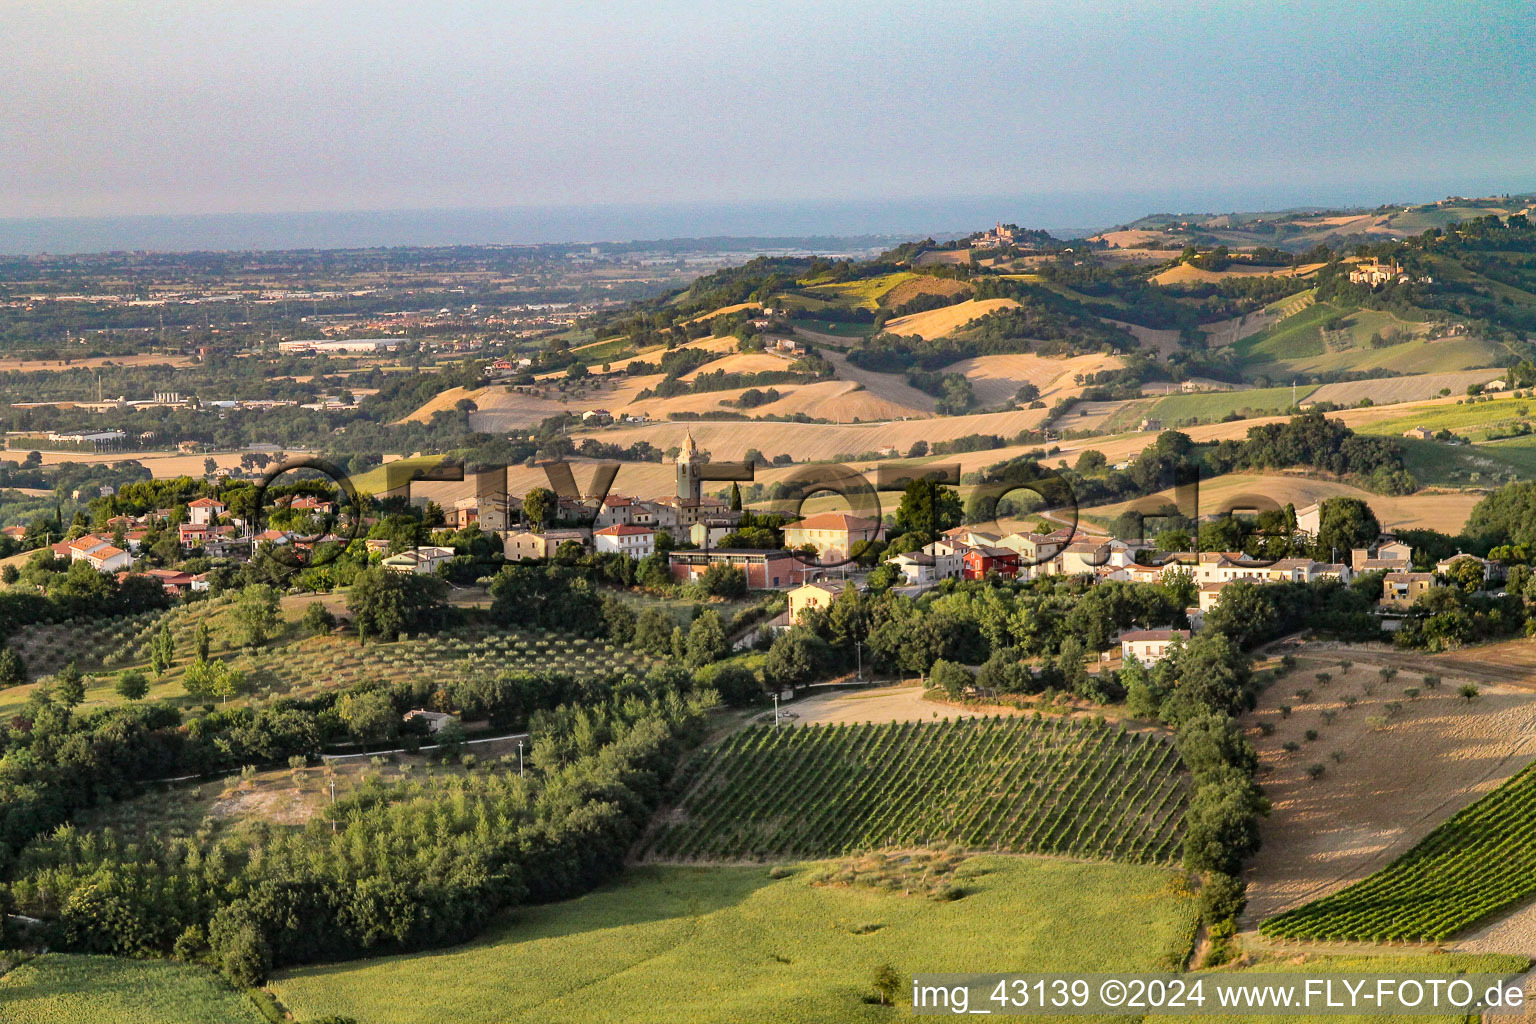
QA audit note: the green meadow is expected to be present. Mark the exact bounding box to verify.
[0,955,265,1024]
[268,857,1197,1024]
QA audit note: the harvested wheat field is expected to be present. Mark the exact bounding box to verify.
[623,378,931,424]
[912,248,973,266]
[1152,263,1314,286]
[1102,318,1183,358]
[15,449,299,477]
[414,376,661,429]
[1090,229,1168,249]
[1242,645,1536,930]
[744,379,931,422]
[572,407,1055,464]
[1308,369,1504,407]
[1086,471,1480,534]
[938,352,1124,408]
[680,302,760,325]
[881,297,1019,340]
[0,352,196,371]
[677,351,790,379]
[783,683,1031,726]
[534,336,740,381]
[821,351,936,414]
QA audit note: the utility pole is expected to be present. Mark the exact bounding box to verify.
[855,641,864,681]
[772,692,780,728]
[517,739,524,777]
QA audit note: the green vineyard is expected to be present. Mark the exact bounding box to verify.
[1262,760,1536,942]
[640,716,1189,863]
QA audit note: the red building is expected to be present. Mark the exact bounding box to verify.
[962,545,1020,580]
[667,548,808,589]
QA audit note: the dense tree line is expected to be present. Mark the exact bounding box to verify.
[5,689,715,984]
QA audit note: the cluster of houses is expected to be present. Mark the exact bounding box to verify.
[1347,259,1433,287]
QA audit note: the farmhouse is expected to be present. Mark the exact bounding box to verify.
[1119,628,1190,664]
[381,545,455,575]
[65,534,112,562]
[403,709,459,733]
[787,581,846,624]
[503,529,588,561]
[1434,552,1493,581]
[1351,539,1412,572]
[1380,571,1438,610]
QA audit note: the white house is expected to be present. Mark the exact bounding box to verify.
[85,545,132,573]
[188,496,226,526]
[403,709,459,733]
[1435,552,1493,581]
[381,545,456,575]
[1119,628,1190,665]
[888,550,940,585]
[66,534,112,563]
[593,524,655,560]
[1295,501,1322,536]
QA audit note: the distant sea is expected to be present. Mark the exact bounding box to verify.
[2,179,1531,255]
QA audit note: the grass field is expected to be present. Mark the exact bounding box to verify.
[269,857,1197,1024]
[1393,436,1536,488]
[641,717,1187,863]
[1234,299,1503,377]
[1356,395,1536,440]
[1261,759,1536,942]
[1234,300,1345,361]
[0,954,265,1024]
[1288,335,1507,376]
[800,272,914,309]
[1147,385,1317,425]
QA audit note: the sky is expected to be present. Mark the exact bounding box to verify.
[3,1,1535,244]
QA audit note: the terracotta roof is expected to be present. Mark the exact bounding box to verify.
[787,512,881,532]
[188,497,224,508]
[1119,629,1190,643]
[594,524,654,536]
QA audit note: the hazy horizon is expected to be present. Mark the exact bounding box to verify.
[6,176,1536,256]
[5,0,1535,253]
